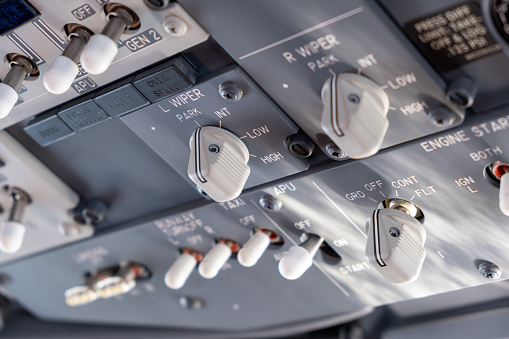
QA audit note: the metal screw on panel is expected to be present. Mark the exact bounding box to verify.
[478,262,501,279]
[259,195,282,212]
[389,227,400,238]
[348,94,360,104]
[179,296,203,310]
[287,131,315,159]
[427,106,455,127]
[82,199,108,224]
[446,76,477,109]
[325,142,347,160]
[208,144,220,154]
[219,82,243,102]
[162,16,188,37]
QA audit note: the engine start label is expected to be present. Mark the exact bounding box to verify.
[404,2,502,72]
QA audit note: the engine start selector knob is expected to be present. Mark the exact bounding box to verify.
[80,3,140,75]
[365,205,426,284]
[321,73,390,159]
[188,126,251,202]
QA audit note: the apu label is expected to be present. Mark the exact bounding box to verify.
[404,2,502,72]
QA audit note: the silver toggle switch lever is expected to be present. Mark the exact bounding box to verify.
[188,126,251,202]
[321,73,390,159]
[44,24,94,94]
[0,187,31,253]
[80,3,140,75]
[279,234,324,280]
[365,200,426,284]
[0,54,39,119]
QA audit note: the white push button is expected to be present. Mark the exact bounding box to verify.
[188,126,250,202]
[198,243,232,279]
[365,208,426,284]
[321,73,390,159]
[238,231,271,267]
[164,253,198,290]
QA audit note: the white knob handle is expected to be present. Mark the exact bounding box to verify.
[500,173,509,216]
[365,208,426,284]
[43,56,79,94]
[0,83,18,119]
[188,126,250,202]
[321,73,390,159]
[198,243,232,279]
[278,246,313,280]
[238,232,271,267]
[164,253,197,290]
[80,34,118,75]
[0,220,26,253]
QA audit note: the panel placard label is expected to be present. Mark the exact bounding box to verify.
[404,2,502,72]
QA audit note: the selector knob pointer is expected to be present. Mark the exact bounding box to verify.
[188,126,251,202]
[321,73,390,159]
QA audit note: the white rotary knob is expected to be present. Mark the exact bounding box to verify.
[365,207,426,284]
[188,126,250,202]
[321,73,390,159]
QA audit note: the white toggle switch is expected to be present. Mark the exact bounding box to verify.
[0,188,31,254]
[0,54,38,119]
[198,242,235,279]
[80,3,139,75]
[188,126,250,202]
[279,234,323,280]
[500,172,509,216]
[0,84,18,119]
[164,250,202,290]
[321,73,390,159]
[238,231,271,267]
[365,208,426,284]
[0,221,26,254]
[44,25,93,94]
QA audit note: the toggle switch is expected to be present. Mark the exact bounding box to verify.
[65,285,98,307]
[198,239,239,279]
[279,234,323,280]
[238,228,283,267]
[321,73,390,159]
[43,24,94,94]
[365,201,426,284]
[0,54,39,119]
[0,187,31,254]
[188,126,250,202]
[80,3,140,75]
[164,249,203,290]
[484,161,509,216]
